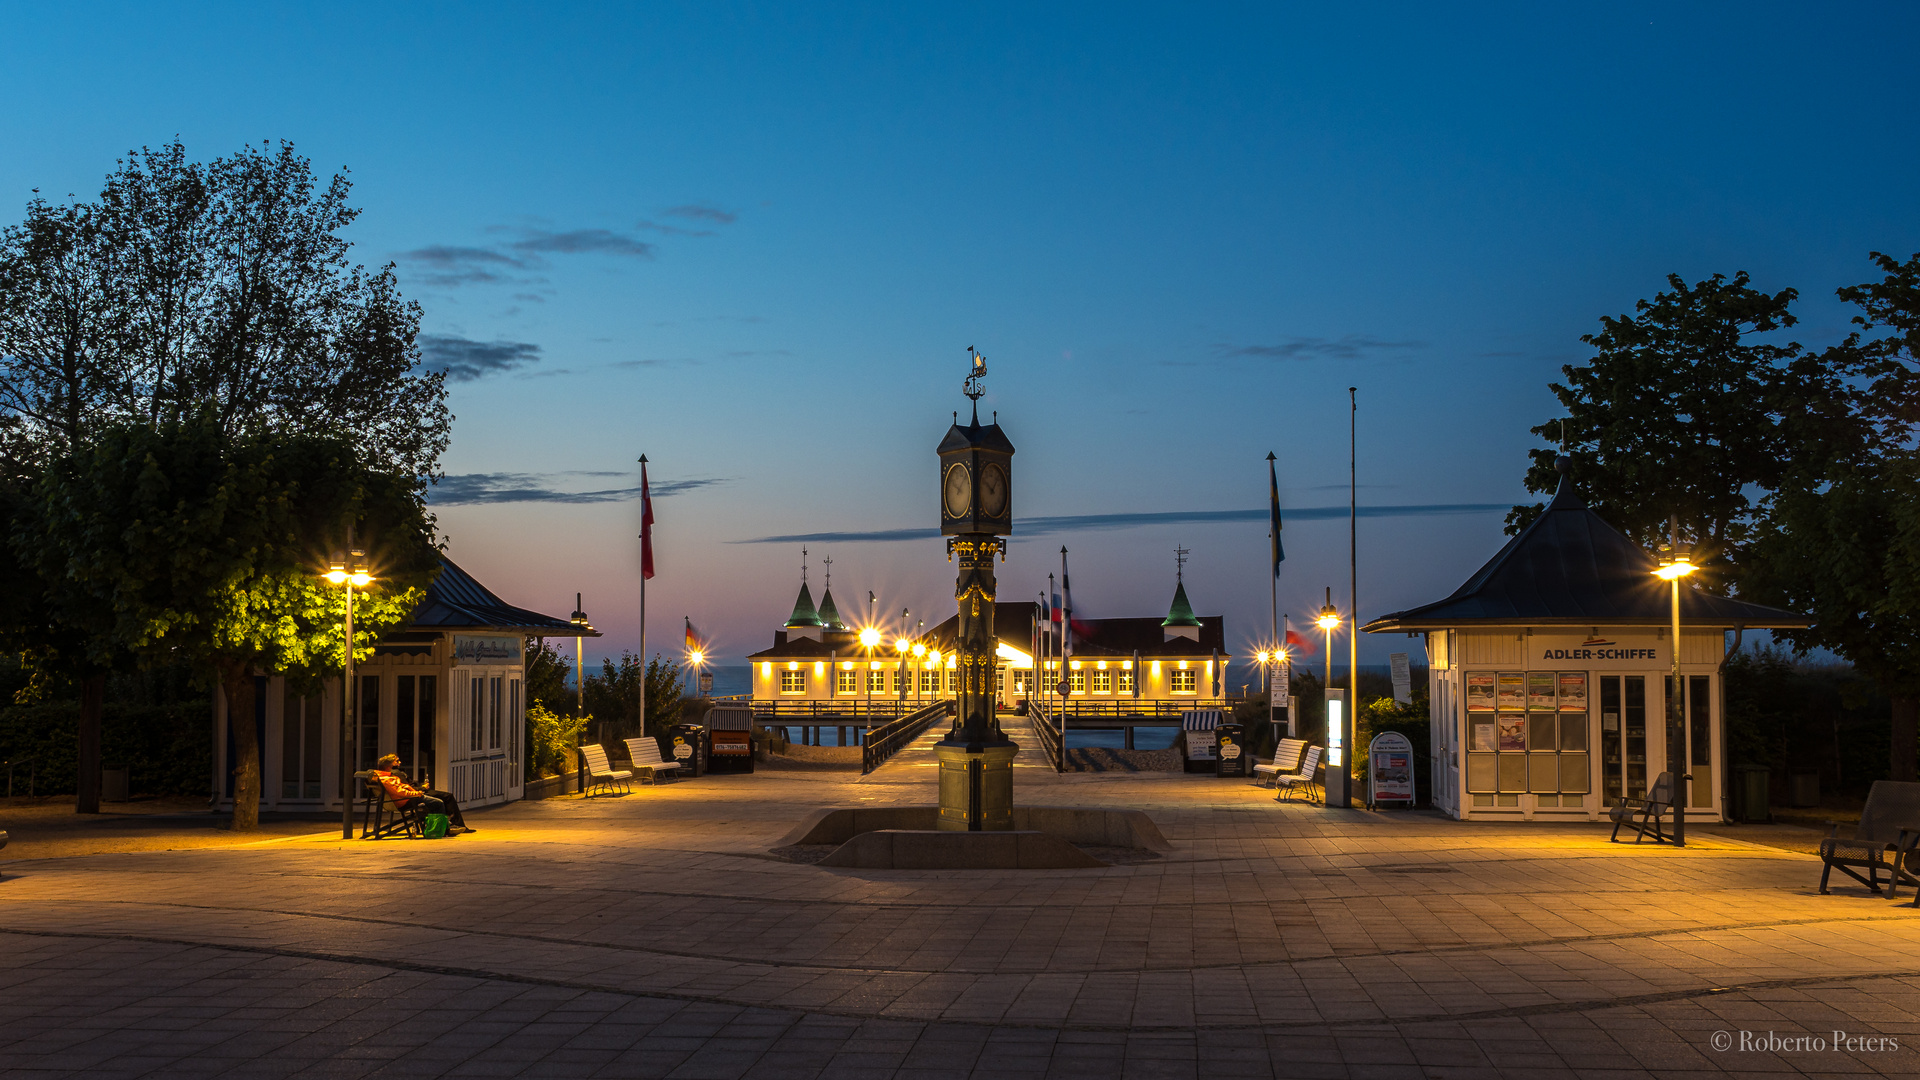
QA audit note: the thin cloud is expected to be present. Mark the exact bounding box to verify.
[431,473,730,506]
[508,229,654,258]
[418,334,543,381]
[664,204,737,225]
[736,503,1509,543]
[1212,336,1427,361]
[397,245,531,286]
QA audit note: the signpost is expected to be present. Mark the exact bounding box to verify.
[1368,730,1416,809]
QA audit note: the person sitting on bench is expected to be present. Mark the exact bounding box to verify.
[373,755,474,834]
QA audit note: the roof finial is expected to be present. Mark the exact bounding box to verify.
[801,545,808,584]
[1175,545,1190,582]
[822,554,831,589]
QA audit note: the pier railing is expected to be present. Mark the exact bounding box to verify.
[1028,698,1064,772]
[752,698,921,719]
[861,701,949,774]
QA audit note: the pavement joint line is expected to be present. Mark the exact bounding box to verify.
[10,899,1920,978]
[3,926,1915,1035]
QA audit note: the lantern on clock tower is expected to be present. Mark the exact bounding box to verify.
[935,348,1018,831]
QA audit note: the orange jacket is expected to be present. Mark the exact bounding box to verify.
[374,770,424,805]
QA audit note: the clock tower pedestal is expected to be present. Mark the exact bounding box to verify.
[935,353,1017,831]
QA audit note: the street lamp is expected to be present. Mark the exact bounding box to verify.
[325,547,371,840]
[571,595,592,794]
[1656,541,1697,846]
[1316,588,1348,807]
[859,626,880,719]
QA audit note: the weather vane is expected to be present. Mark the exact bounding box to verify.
[822,554,832,589]
[1175,545,1190,582]
[800,545,808,584]
[963,346,987,402]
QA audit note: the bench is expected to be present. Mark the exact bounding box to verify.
[623,737,683,784]
[355,770,427,839]
[1274,745,1323,804]
[1819,780,1920,899]
[580,744,633,796]
[1252,738,1309,788]
[1609,772,1675,844]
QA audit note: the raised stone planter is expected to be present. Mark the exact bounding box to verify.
[778,804,1171,868]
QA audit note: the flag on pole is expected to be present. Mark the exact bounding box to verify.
[639,458,655,580]
[1060,549,1075,658]
[1285,629,1315,652]
[685,617,703,654]
[1268,451,1285,576]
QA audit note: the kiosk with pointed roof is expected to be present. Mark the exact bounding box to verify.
[1364,458,1806,823]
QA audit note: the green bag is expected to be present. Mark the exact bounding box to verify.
[422,813,450,839]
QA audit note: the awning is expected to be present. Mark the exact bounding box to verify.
[1181,710,1223,731]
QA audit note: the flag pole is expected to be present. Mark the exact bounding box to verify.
[638,454,649,741]
[1346,388,1359,809]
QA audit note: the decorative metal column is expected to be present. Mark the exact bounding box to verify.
[935,349,1017,830]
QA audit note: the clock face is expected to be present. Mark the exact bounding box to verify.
[943,462,972,519]
[980,462,1008,518]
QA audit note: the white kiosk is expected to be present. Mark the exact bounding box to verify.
[1363,463,1806,823]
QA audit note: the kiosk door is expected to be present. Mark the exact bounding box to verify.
[1599,676,1648,807]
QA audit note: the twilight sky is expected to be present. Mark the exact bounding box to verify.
[5,3,1918,674]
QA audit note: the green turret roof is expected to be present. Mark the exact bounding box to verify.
[1162,581,1202,628]
[817,587,847,631]
[786,583,822,627]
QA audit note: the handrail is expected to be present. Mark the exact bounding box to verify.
[861,701,949,774]
[751,698,926,718]
[1028,698,1064,772]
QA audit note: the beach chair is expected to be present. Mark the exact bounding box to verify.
[580,744,633,796]
[1818,780,1920,898]
[1275,745,1323,804]
[623,737,683,784]
[1609,772,1675,844]
[1253,738,1308,788]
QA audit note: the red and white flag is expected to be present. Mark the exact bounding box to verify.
[639,457,655,580]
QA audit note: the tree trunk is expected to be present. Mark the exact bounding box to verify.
[1893,696,1917,784]
[221,660,261,831]
[74,672,106,814]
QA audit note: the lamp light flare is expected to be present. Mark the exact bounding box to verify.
[859,627,881,647]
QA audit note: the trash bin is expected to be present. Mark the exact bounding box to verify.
[1789,768,1819,809]
[668,724,707,778]
[1731,764,1772,824]
[1215,723,1248,779]
[101,765,129,803]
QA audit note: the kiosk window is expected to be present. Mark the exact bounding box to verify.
[1465,671,1589,797]
[1118,670,1134,693]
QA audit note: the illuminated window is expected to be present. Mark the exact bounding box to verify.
[867,669,887,693]
[1069,670,1086,694]
[1091,670,1112,693]
[780,670,806,694]
[1170,670,1197,693]
[1118,670,1134,694]
[920,670,937,693]
[836,670,857,694]
[996,669,1006,692]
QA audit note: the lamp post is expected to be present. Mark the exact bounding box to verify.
[1655,541,1697,847]
[571,595,591,794]
[1317,588,1347,808]
[326,547,371,840]
[859,626,879,722]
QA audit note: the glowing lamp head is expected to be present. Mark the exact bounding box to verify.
[858,628,880,648]
[1655,544,1697,580]
[912,643,926,656]
[349,571,371,587]
[1256,651,1269,664]
[689,650,704,666]
[1316,609,1340,632]
[894,637,910,653]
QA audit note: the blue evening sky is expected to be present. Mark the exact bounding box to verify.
[5,3,1916,674]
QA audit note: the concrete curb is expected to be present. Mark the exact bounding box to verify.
[778,805,1171,853]
[818,829,1108,869]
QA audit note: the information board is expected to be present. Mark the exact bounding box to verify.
[1368,731,1416,808]
[1390,653,1411,704]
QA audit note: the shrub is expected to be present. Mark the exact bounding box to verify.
[526,702,588,780]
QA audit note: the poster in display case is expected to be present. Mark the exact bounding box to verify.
[1471,717,1498,751]
[1497,715,1527,752]
[1467,673,1495,711]
[1497,673,1526,711]
[1527,672,1557,711]
[1558,672,1588,712]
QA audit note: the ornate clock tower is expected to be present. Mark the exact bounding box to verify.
[936,349,1017,830]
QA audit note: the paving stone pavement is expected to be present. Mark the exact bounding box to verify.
[3,761,1918,1078]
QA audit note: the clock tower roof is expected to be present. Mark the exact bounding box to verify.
[937,414,1016,456]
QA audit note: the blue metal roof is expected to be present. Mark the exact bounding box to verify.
[408,557,598,635]
[1364,467,1807,632]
